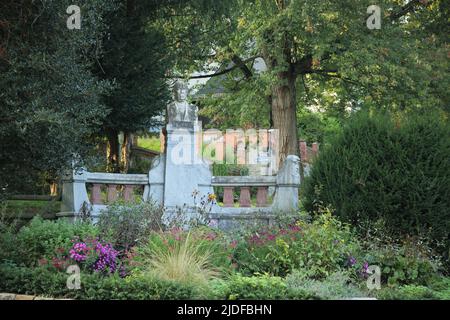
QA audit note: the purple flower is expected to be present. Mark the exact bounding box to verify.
[348,256,357,267]
[69,242,89,262]
[361,261,370,278]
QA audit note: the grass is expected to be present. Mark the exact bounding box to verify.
[4,200,60,216]
[137,136,161,151]
[140,232,220,287]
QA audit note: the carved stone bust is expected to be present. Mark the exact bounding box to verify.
[167,80,198,124]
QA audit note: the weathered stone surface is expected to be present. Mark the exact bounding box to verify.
[0,293,16,300]
[223,187,234,207]
[15,294,34,300]
[272,155,300,212]
[256,187,268,207]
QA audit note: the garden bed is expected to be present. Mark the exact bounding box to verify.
[0,201,448,300]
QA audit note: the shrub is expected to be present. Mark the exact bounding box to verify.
[0,263,206,300]
[354,234,442,287]
[97,200,164,251]
[211,274,296,300]
[303,111,450,259]
[233,210,360,277]
[376,278,450,300]
[286,269,368,300]
[0,216,98,267]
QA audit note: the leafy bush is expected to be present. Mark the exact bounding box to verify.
[135,228,235,287]
[286,269,367,300]
[303,111,450,259]
[0,263,206,300]
[233,211,360,277]
[0,216,98,267]
[211,274,297,300]
[354,233,442,287]
[97,200,164,251]
[376,278,450,300]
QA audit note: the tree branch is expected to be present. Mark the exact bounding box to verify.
[389,0,431,22]
[169,56,260,80]
[231,54,253,79]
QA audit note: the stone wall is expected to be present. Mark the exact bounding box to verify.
[0,293,70,300]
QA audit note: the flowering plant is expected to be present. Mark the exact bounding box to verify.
[40,237,130,277]
[233,212,360,278]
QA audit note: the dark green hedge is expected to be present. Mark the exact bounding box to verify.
[303,111,450,257]
[0,264,204,300]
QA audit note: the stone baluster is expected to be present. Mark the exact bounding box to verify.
[107,184,118,203]
[256,186,268,207]
[299,140,308,163]
[239,187,251,207]
[312,142,319,159]
[223,187,234,207]
[91,184,103,205]
[123,185,134,202]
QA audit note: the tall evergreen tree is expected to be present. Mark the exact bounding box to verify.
[0,0,117,194]
[96,0,172,172]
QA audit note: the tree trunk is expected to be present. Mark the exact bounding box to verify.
[106,129,120,173]
[271,70,299,167]
[120,132,132,173]
[49,181,58,196]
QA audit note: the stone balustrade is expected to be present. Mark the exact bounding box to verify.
[61,170,150,217]
[61,155,301,230]
[211,176,276,207]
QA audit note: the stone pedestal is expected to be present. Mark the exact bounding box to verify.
[272,155,301,212]
[60,168,89,214]
[163,121,215,223]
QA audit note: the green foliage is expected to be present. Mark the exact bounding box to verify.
[356,235,442,287]
[136,228,235,283]
[297,107,342,144]
[0,0,119,190]
[286,270,367,300]
[211,274,295,300]
[97,200,164,251]
[0,216,98,267]
[165,0,449,131]
[137,136,161,151]
[233,211,360,278]
[0,263,205,300]
[97,1,171,134]
[376,277,450,300]
[303,111,450,259]
[3,200,61,218]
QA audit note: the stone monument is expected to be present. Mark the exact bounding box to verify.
[163,80,215,222]
[167,80,198,125]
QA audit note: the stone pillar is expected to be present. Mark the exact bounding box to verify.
[60,168,89,214]
[272,155,301,212]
